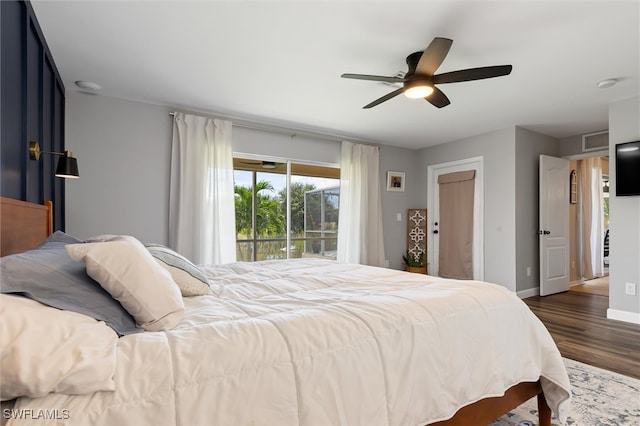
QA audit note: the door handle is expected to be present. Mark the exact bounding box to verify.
[538,230,551,235]
[433,230,439,234]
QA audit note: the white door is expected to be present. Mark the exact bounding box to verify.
[427,157,484,280]
[539,155,570,296]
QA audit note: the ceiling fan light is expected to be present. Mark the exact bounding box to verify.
[404,81,434,99]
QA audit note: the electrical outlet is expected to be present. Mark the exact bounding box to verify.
[625,283,637,296]
[526,267,532,277]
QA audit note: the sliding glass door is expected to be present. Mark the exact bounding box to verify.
[233,158,339,261]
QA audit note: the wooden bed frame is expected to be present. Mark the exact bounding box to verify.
[1,197,53,256]
[430,380,550,425]
[0,196,551,426]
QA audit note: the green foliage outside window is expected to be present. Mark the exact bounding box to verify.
[234,173,339,261]
[235,180,287,261]
[279,183,317,235]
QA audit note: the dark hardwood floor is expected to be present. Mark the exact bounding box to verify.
[523,289,640,379]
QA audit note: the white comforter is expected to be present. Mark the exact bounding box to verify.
[9,259,571,425]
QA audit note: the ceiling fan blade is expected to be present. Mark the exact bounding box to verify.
[363,88,404,109]
[415,37,453,76]
[341,73,404,83]
[433,65,513,84]
[425,87,450,108]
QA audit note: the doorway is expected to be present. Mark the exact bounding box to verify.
[568,154,610,295]
[427,156,484,280]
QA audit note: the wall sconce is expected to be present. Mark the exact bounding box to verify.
[29,141,79,178]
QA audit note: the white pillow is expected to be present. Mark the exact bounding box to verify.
[0,295,117,400]
[66,235,184,331]
[84,234,119,243]
[145,244,212,297]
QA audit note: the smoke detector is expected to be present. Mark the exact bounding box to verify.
[596,79,617,89]
[75,81,102,92]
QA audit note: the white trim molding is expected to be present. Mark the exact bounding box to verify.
[607,308,640,325]
[517,287,540,299]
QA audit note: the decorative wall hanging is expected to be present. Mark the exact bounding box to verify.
[406,208,427,273]
[570,170,577,204]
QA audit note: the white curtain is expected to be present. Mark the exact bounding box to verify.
[578,157,604,279]
[169,113,236,265]
[337,141,385,266]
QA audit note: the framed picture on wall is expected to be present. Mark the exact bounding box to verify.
[387,171,405,192]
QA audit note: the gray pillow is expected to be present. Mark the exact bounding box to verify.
[41,230,84,245]
[145,243,211,297]
[0,234,141,336]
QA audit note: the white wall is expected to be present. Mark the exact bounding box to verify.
[65,92,172,243]
[514,127,559,293]
[608,95,640,323]
[557,134,583,157]
[416,127,517,290]
[65,92,418,268]
[379,144,422,270]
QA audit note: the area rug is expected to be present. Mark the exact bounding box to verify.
[492,358,640,426]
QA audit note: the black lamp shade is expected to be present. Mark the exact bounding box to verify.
[55,156,79,178]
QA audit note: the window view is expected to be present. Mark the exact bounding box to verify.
[233,158,340,261]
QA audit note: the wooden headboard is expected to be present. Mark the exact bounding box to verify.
[0,197,53,256]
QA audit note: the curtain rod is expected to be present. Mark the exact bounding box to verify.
[168,111,377,146]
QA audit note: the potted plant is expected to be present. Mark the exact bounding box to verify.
[403,250,426,274]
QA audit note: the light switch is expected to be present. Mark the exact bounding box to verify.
[397,213,402,222]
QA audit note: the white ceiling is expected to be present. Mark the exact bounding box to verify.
[31,1,639,150]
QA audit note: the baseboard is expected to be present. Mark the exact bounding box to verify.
[517,287,539,299]
[606,308,640,324]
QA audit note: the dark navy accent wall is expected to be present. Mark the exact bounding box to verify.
[1,0,25,201]
[1,0,66,230]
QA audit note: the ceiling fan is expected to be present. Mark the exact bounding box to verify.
[341,37,513,109]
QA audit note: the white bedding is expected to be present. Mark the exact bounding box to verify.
[7,259,570,425]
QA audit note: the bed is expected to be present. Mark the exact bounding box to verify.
[0,196,570,425]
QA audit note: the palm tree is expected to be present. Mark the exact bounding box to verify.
[234,180,286,260]
[234,184,254,238]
